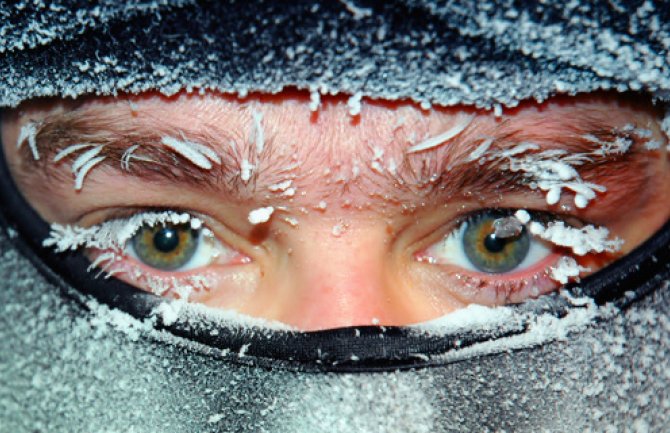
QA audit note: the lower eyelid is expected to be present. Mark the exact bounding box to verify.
[431,253,567,304]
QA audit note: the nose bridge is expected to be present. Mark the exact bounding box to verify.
[276,219,399,330]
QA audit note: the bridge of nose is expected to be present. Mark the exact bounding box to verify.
[269,219,424,330]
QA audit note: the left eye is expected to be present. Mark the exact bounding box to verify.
[423,210,551,274]
[127,222,220,271]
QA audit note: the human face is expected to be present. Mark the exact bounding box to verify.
[2,91,669,330]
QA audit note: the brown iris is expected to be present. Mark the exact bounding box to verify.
[462,212,530,273]
[131,223,199,270]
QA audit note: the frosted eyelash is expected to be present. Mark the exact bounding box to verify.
[498,211,622,284]
[43,211,213,299]
[43,210,204,253]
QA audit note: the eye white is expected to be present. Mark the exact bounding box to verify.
[424,219,552,273]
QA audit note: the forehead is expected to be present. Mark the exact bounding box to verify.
[1,92,659,216]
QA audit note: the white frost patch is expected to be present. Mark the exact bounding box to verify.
[240,158,254,183]
[347,91,363,116]
[43,211,197,253]
[439,298,613,363]
[16,122,40,160]
[248,206,275,225]
[550,256,591,284]
[338,0,372,19]
[250,109,265,154]
[309,90,321,111]
[153,299,186,326]
[514,209,531,224]
[268,179,293,193]
[584,134,633,156]
[161,135,220,169]
[413,303,517,334]
[283,216,299,227]
[529,221,624,256]
[643,140,662,150]
[406,114,474,153]
[331,222,346,237]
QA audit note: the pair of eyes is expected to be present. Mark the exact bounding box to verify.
[129,209,545,272]
[117,208,562,304]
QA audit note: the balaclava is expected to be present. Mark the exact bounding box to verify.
[1,1,669,432]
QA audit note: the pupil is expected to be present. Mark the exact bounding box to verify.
[153,227,180,253]
[483,233,506,253]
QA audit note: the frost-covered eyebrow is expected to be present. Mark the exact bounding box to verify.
[13,105,654,203]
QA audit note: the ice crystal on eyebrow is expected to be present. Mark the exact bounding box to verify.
[74,155,106,190]
[53,143,94,162]
[529,221,623,256]
[250,109,265,154]
[584,134,633,156]
[63,144,107,190]
[268,179,293,193]
[466,137,494,162]
[406,114,474,153]
[549,256,591,284]
[248,206,275,225]
[16,122,40,160]
[120,143,150,171]
[71,145,104,173]
[160,136,220,169]
[482,142,607,208]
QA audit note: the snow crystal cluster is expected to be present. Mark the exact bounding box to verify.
[529,221,623,256]
[479,142,607,208]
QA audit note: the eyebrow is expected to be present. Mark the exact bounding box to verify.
[13,103,656,206]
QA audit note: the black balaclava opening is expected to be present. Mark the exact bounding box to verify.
[1,1,669,432]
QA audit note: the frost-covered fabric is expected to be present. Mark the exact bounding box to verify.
[1,231,669,432]
[1,0,670,109]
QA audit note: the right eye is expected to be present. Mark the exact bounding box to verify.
[129,222,211,271]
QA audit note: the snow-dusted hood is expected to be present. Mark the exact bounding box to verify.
[1,1,670,432]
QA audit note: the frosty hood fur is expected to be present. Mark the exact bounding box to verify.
[1,1,670,432]
[1,1,670,108]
